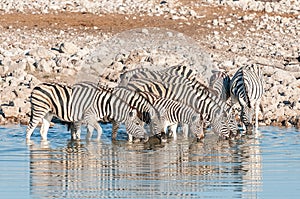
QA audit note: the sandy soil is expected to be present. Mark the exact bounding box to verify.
[0,5,256,47]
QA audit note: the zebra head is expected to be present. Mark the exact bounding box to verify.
[125,109,149,142]
[211,110,240,140]
[189,114,205,141]
[226,110,241,139]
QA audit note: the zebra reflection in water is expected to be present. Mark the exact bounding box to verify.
[29,133,262,198]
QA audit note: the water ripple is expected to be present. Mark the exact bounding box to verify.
[0,125,300,198]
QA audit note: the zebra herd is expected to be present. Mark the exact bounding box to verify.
[26,64,264,143]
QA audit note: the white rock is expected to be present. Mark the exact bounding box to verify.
[29,47,55,60]
[59,42,79,54]
[37,59,53,73]
[273,69,296,84]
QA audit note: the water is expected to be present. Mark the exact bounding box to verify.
[0,124,299,199]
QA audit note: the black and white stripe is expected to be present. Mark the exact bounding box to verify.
[26,82,148,141]
[126,78,239,139]
[209,70,231,102]
[138,91,204,140]
[97,85,163,140]
[230,64,264,131]
[119,65,197,86]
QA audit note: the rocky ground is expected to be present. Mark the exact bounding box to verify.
[0,0,299,128]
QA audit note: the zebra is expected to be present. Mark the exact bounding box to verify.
[71,82,150,142]
[126,78,239,139]
[229,64,264,132]
[209,70,231,102]
[119,65,197,86]
[137,90,204,141]
[26,82,148,142]
[96,85,164,141]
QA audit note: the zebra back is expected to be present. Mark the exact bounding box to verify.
[160,64,197,80]
[120,65,198,86]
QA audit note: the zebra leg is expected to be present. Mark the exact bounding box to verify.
[169,124,178,140]
[70,122,81,140]
[26,110,49,140]
[128,134,133,143]
[182,123,189,138]
[255,100,260,130]
[112,121,120,141]
[86,124,94,140]
[26,122,38,141]
[95,123,103,140]
[40,113,53,141]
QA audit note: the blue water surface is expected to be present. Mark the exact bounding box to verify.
[0,124,299,199]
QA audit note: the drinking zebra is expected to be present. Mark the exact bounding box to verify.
[137,90,204,140]
[26,82,148,142]
[96,85,164,141]
[230,64,264,131]
[126,78,239,139]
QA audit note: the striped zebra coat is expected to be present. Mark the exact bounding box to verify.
[119,65,197,86]
[230,64,264,131]
[26,82,148,141]
[209,70,231,102]
[137,90,204,140]
[126,78,239,139]
[96,85,163,141]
